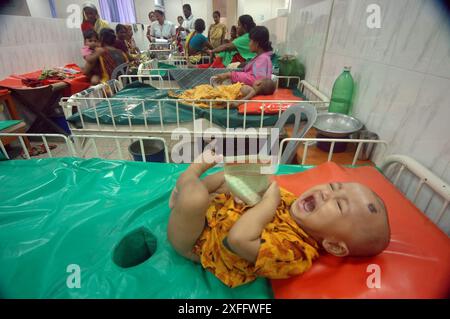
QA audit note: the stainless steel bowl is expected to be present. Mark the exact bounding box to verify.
[313,112,364,138]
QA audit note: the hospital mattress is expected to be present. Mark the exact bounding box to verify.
[67,82,306,129]
[2,159,447,298]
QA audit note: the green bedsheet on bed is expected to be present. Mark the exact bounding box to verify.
[67,82,306,128]
[0,158,309,299]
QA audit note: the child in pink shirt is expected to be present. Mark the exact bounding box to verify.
[213,26,273,86]
[81,30,102,85]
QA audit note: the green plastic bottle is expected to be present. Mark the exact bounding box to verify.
[328,66,354,114]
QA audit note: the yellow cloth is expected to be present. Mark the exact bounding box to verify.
[170,83,243,108]
[94,19,110,34]
[193,188,320,288]
[209,23,227,48]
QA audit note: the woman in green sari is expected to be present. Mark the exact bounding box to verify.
[206,15,256,68]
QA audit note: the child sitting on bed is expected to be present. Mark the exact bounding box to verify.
[168,152,391,288]
[83,28,129,83]
[212,26,273,86]
[81,30,102,85]
[169,78,276,108]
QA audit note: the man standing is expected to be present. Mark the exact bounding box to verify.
[181,4,195,36]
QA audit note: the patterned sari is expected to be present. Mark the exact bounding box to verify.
[99,48,129,82]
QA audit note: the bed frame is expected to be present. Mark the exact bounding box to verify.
[138,57,212,72]
[1,132,448,234]
[59,75,329,137]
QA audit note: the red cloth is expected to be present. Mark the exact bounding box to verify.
[197,53,246,69]
[81,21,94,33]
[238,89,303,114]
[0,64,91,97]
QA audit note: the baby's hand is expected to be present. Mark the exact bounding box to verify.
[95,47,106,55]
[262,182,281,208]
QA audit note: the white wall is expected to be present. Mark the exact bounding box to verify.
[237,0,287,24]
[0,15,84,79]
[286,0,450,233]
[26,0,53,18]
[134,0,155,24]
[54,0,100,22]
[261,16,288,52]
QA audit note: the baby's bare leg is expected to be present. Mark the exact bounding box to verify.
[167,160,222,262]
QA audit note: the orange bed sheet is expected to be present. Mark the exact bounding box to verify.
[272,162,450,299]
[238,88,303,114]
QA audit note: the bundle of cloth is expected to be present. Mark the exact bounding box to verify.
[169,83,244,108]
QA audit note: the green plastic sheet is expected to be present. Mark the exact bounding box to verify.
[67,82,307,128]
[0,158,309,298]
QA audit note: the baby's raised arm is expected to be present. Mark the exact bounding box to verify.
[226,182,281,263]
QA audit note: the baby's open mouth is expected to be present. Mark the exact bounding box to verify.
[300,195,316,213]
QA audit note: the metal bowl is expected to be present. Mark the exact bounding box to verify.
[313,112,364,138]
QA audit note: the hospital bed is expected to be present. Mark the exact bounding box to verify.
[60,75,328,143]
[0,131,449,298]
[60,75,327,158]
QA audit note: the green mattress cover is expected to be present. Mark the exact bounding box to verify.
[0,158,310,299]
[67,82,306,128]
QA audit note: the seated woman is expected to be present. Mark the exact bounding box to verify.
[200,15,257,68]
[84,28,129,83]
[185,19,213,65]
[114,24,133,57]
[125,25,140,55]
[168,152,391,288]
[170,78,275,108]
[212,26,273,86]
[115,25,140,57]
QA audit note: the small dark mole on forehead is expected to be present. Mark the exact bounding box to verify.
[368,203,378,214]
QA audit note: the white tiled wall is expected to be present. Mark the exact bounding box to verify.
[286,0,333,86]
[286,0,450,176]
[286,0,450,232]
[261,16,288,53]
[0,15,84,79]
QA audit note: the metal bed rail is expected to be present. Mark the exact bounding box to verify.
[381,155,450,226]
[60,77,329,135]
[0,133,169,163]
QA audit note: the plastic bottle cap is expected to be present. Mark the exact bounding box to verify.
[344,66,352,71]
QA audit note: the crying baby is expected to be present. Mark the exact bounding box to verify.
[168,155,391,288]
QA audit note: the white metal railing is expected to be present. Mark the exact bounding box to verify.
[279,137,388,166]
[138,56,212,72]
[381,155,450,225]
[0,133,169,163]
[60,77,329,136]
[0,133,71,160]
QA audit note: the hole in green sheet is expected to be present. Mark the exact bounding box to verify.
[113,227,157,268]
